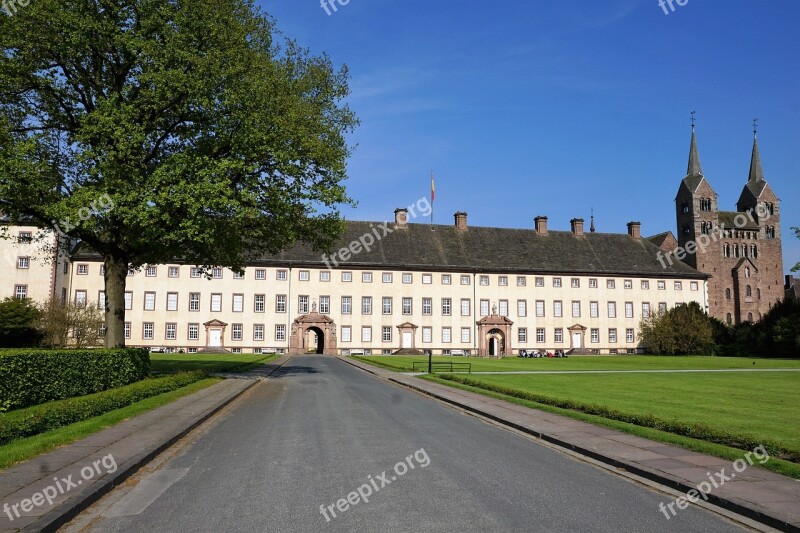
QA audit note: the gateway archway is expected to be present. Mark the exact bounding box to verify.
[289,311,337,355]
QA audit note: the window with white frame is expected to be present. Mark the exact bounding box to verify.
[480,299,489,316]
[422,274,432,284]
[232,294,244,312]
[382,297,392,315]
[553,277,562,288]
[166,323,177,340]
[442,274,451,285]
[422,327,432,343]
[361,326,372,343]
[255,269,266,280]
[146,265,157,277]
[99,266,105,276]
[276,295,287,313]
[125,291,133,310]
[17,231,31,243]
[518,327,527,343]
[461,327,470,343]
[461,298,471,316]
[554,328,563,343]
[17,257,29,269]
[536,328,545,343]
[320,271,331,282]
[212,267,222,279]
[191,267,202,278]
[362,296,372,315]
[658,280,666,290]
[642,302,651,318]
[298,295,309,314]
[342,271,352,282]
[232,324,243,341]
[254,294,265,313]
[276,324,286,341]
[299,270,310,281]
[553,300,563,317]
[96,291,106,310]
[624,279,633,289]
[143,322,154,340]
[402,297,412,315]
[254,324,264,341]
[641,280,650,290]
[535,277,544,287]
[607,279,615,289]
[210,293,222,312]
[382,272,393,283]
[442,327,451,343]
[422,297,432,315]
[402,273,412,284]
[517,299,526,317]
[498,276,508,286]
[341,296,352,314]
[461,275,471,285]
[188,323,199,341]
[124,322,131,339]
[690,281,699,291]
[626,328,635,343]
[479,275,489,286]
[276,270,288,281]
[341,326,351,342]
[608,301,617,318]
[571,301,580,317]
[571,278,580,288]
[535,300,545,317]
[77,264,88,275]
[167,266,179,278]
[75,290,87,307]
[319,296,330,314]
[590,301,599,318]
[362,272,373,283]
[625,302,633,318]
[442,298,451,316]
[590,328,599,343]
[674,281,682,290]
[499,300,508,317]
[659,302,667,315]
[234,270,248,280]
[382,326,392,342]
[609,328,617,343]
[589,278,598,288]
[144,292,155,311]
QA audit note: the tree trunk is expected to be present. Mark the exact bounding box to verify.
[104,254,128,348]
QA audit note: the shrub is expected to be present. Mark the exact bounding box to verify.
[0,297,41,348]
[0,348,150,412]
[0,371,205,445]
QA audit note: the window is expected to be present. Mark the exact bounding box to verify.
[657,280,666,290]
[442,327,451,343]
[362,272,373,283]
[146,265,157,277]
[726,313,732,325]
[75,290,87,307]
[143,322,154,340]
[459,275,470,286]
[124,291,133,310]
[276,325,286,341]
[422,274,432,284]
[518,328,527,343]
[210,293,222,312]
[402,297,412,315]
[589,278,598,289]
[124,322,131,339]
[608,328,617,343]
[188,323,199,341]
[166,323,177,340]
[591,329,599,343]
[625,302,634,319]
[382,326,392,342]
[624,279,632,289]
[642,303,651,319]
[461,327,471,343]
[362,296,372,315]
[298,295,309,314]
[98,291,106,309]
[341,296,352,314]
[535,277,544,287]
[658,302,667,315]
[442,298,452,316]
[232,324,243,341]
[498,300,508,317]
[254,294,265,313]
[745,285,752,298]
[14,285,28,299]
[690,281,699,291]
[553,277,562,288]
[553,300,563,317]
[299,270,310,281]
[554,328,563,343]
[77,264,88,275]
[276,270,288,281]
[590,301,599,318]
[382,272,393,283]
[98,265,104,276]
[17,231,31,243]
[535,300,545,317]
[608,301,617,318]
[402,273,412,284]
[626,328,635,343]
[232,294,244,312]
[607,279,616,289]
[461,298,471,316]
[571,301,581,317]
[641,280,650,290]
[674,281,683,290]
[191,267,203,278]
[341,326,351,342]
[319,296,330,314]
[254,324,264,341]
[127,267,135,276]
[480,299,489,316]
[168,266,180,278]
[17,257,29,269]
[276,295,287,313]
[498,276,508,286]
[516,276,526,287]
[517,300,527,317]
[144,292,155,310]
[422,297,432,315]
[422,327,432,343]
[442,274,451,285]
[362,326,372,343]
[255,269,266,280]
[382,297,392,315]
[536,328,545,343]
[320,271,331,282]
[747,312,753,322]
[571,278,580,288]
[479,275,489,286]
[212,267,222,279]
[342,271,352,282]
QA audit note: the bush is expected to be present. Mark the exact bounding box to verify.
[0,297,41,348]
[0,371,205,445]
[0,348,150,412]
[638,302,714,355]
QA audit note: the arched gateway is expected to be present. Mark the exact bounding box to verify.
[289,311,337,355]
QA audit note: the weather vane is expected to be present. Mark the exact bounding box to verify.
[690,111,696,130]
[753,118,758,136]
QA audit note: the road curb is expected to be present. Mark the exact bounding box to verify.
[337,356,799,532]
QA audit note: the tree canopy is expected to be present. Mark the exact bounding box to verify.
[0,0,357,346]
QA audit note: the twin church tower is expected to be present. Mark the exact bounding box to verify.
[673,122,783,324]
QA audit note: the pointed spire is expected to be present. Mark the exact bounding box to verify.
[749,120,765,183]
[686,113,703,177]
[590,208,596,233]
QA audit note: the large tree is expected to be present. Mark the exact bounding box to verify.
[0,0,357,346]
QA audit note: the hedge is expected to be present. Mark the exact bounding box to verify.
[0,348,150,412]
[0,371,206,445]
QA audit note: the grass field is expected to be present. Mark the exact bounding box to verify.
[150,352,277,373]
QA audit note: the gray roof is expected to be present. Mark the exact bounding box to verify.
[686,130,703,178]
[719,211,759,231]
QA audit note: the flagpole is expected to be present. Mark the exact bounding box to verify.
[430,170,434,230]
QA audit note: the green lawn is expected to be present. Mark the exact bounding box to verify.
[150,352,278,373]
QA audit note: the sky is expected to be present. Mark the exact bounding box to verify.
[259,0,799,275]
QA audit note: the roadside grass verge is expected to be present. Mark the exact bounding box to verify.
[0,376,220,470]
[150,353,277,373]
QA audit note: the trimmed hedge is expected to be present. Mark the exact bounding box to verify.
[0,371,206,445]
[0,348,150,412]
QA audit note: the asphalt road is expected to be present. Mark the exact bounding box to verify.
[65,356,745,533]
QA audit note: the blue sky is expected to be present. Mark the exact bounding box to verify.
[259,0,799,274]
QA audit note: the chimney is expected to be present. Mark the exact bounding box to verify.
[627,221,641,239]
[534,216,548,236]
[454,212,468,230]
[570,218,585,237]
[394,208,408,228]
